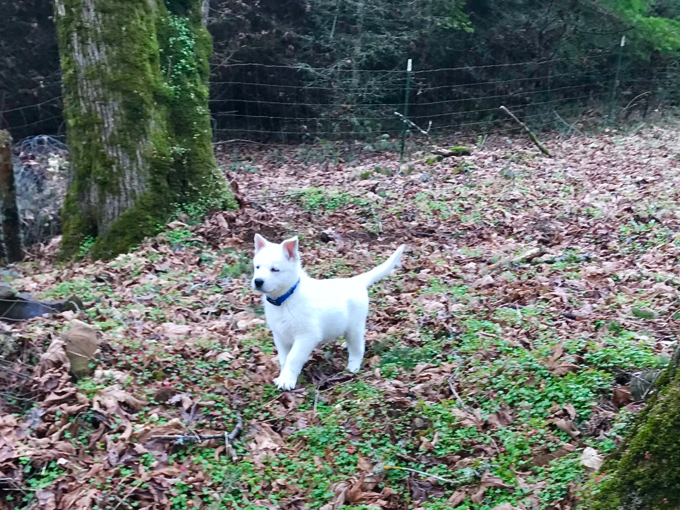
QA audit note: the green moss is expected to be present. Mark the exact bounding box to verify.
[55,0,235,261]
[580,357,680,509]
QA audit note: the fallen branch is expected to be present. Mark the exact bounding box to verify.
[383,464,476,486]
[621,91,651,119]
[112,479,145,510]
[448,364,472,414]
[394,112,432,136]
[432,146,471,158]
[152,415,243,455]
[553,110,583,137]
[484,246,546,274]
[500,106,551,156]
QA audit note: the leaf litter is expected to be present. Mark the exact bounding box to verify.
[1,127,680,508]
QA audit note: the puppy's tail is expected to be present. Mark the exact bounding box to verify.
[353,245,406,288]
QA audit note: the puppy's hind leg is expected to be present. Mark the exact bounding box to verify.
[344,323,366,373]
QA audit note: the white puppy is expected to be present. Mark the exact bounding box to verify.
[251,234,405,390]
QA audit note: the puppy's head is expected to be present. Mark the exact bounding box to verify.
[252,234,300,296]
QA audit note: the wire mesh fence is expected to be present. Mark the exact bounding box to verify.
[208,49,677,142]
[0,46,678,259]
[2,48,678,146]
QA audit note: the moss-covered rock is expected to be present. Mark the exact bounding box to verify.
[579,352,680,509]
[54,0,236,260]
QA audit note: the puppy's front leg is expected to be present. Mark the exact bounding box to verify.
[272,333,291,369]
[273,336,317,390]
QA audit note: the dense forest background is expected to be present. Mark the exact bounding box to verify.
[1,0,679,141]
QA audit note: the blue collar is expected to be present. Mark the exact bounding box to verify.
[266,279,300,306]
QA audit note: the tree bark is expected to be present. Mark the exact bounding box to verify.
[53,0,236,260]
[0,129,22,263]
[579,350,680,509]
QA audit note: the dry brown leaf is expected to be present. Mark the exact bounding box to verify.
[357,454,373,473]
[35,338,70,376]
[479,471,512,490]
[347,474,367,503]
[532,443,576,466]
[487,405,514,428]
[34,489,56,510]
[248,423,285,452]
[470,486,486,504]
[159,323,192,338]
[63,319,100,378]
[553,418,581,438]
[447,490,468,507]
[613,386,634,408]
[451,408,485,429]
[581,447,603,471]
[550,360,580,375]
[327,481,350,509]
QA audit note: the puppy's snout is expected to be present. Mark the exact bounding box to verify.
[254,278,265,289]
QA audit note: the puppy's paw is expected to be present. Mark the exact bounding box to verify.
[273,373,298,391]
[347,361,361,373]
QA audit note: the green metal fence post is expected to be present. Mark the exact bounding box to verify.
[609,35,626,123]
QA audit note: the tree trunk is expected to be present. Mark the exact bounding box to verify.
[53,0,236,260]
[0,129,22,263]
[579,351,680,509]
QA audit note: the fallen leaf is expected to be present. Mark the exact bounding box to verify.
[63,320,100,378]
[447,490,468,507]
[553,418,581,438]
[581,447,603,471]
[613,386,634,408]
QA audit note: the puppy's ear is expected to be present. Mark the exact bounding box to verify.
[254,234,268,252]
[281,237,299,261]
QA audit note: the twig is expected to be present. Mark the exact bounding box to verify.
[228,415,244,442]
[383,465,472,486]
[448,364,472,413]
[112,479,145,510]
[0,477,28,494]
[394,112,432,136]
[622,91,651,115]
[152,415,243,446]
[553,110,583,136]
[499,106,551,156]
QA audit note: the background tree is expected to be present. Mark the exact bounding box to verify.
[53,0,236,259]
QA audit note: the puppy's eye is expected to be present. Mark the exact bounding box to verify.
[255,265,260,269]
[271,268,280,272]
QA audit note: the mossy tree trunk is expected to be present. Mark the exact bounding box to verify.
[54,0,236,260]
[0,130,22,262]
[579,350,680,509]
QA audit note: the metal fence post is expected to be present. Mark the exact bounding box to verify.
[609,35,626,123]
[400,59,413,162]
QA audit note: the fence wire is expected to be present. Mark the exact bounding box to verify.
[207,51,675,142]
[0,48,677,254]
[1,49,676,144]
